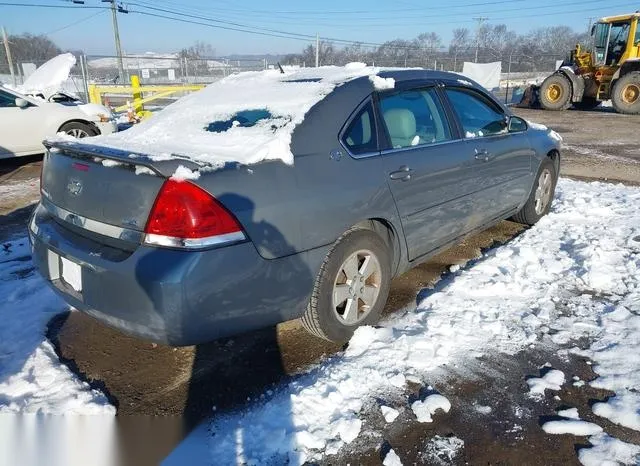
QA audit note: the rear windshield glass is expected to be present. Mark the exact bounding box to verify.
[205,109,273,133]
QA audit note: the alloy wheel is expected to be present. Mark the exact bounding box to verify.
[66,128,90,138]
[332,249,382,325]
[534,168,553,215]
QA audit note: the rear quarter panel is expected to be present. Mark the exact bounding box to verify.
[198,77,403,263]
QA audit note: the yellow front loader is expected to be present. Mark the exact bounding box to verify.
[537,12,640,114]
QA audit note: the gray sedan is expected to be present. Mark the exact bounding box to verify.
[30,69,561,345]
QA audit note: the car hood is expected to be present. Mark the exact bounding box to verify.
[18,53,76,98]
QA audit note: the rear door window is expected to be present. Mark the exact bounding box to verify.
[342,102,378,155]
[444,88,507,138]
[379,88,451,149]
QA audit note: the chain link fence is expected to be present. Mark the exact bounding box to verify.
[1,52,565,110]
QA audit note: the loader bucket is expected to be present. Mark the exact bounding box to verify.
[516,84,541,108]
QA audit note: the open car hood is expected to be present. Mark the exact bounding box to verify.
[19,53,76,98]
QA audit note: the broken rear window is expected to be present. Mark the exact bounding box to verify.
[205,109,273,133]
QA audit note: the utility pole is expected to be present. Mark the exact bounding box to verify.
[2,27,16,86]
[473,17,489,63]
[315,33,320,67]
[102,0,126,82]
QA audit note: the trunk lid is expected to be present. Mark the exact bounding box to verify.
[41,141,207,247]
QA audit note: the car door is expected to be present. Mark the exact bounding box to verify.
[0,89,47,156]
[443,86,533,221]
[378,85,479,261]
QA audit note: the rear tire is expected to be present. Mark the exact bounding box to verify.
[59,121,97,138]
[540,74,572,111]
[301,227,391,343]
[512,157,557,226]
[611,72,640,115]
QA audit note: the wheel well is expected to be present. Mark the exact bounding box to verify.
[547,149,560,174]
[57,119,99,135]
[355,218,402,277]
[620,61,640,78]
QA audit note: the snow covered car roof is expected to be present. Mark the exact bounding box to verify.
[75,64,399,169]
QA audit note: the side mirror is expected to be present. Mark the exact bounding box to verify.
[508,116,528,133]
[15,98,29,109]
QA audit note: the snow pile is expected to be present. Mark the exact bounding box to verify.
[380,405,400,423]
[579,433,640,466]
[171,165,200,181]
[411,394,451,423]
[0,240,114,414]
[573,304,640,430]
[526,120,548,131]
[542,420,603,436]
[383,448,403,466]
[475,404,492,414]
[85,66,394,168]
[557,407,580,419]
[16,53,76,97]
[370,74,395,90]
[203,179,640,464]
[527,369,565,396]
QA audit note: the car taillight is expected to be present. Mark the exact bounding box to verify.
[144,179,245,249]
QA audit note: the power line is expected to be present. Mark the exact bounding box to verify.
[0,2,107,9]
[128,2,318,40]
[43,9,106,35]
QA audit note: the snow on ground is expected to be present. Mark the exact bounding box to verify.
[0,240,114,414]
[380,405,400,423]
[382,448,402,466]
[202,178,640,465]
[72,66,395,170]
[579,433,640,466]
[557,407,580,419]
[420,435,465,465]
[411,394,451,423]
[527,369,565,396]
[0,179,40,206]
[542,420,603,436]
[1,178,640,463]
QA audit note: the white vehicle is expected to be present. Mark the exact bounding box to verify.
[0,85,117,159]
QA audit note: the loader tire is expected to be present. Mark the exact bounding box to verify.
[611,72,640,115]
[539,74,572,111]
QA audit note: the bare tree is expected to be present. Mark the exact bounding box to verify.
[0,33,62,65]
[449,28,470,71]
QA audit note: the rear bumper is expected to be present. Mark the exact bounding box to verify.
[29,203,324,346]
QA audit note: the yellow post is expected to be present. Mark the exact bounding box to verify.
[131,74,143,114]
[88,84,102,105]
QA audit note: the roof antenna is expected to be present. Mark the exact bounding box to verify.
[277,62,285,74]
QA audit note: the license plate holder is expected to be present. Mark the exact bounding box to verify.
[60,256,82,293]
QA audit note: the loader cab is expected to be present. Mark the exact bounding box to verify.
[592,16,639,66]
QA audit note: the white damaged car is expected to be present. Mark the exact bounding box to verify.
[0,53,116,159]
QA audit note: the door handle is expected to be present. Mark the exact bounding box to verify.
[389,165,414,181]
[474,148,491,162]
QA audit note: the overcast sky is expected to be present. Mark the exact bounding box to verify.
[2,0,638,56]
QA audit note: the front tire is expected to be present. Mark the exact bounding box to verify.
[59,121,97,138]
[540,74,572,111]
[302,227,391,343]
[611,72,640,115]
[512,157,558,226]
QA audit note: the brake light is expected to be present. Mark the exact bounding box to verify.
[144,179,245,249]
